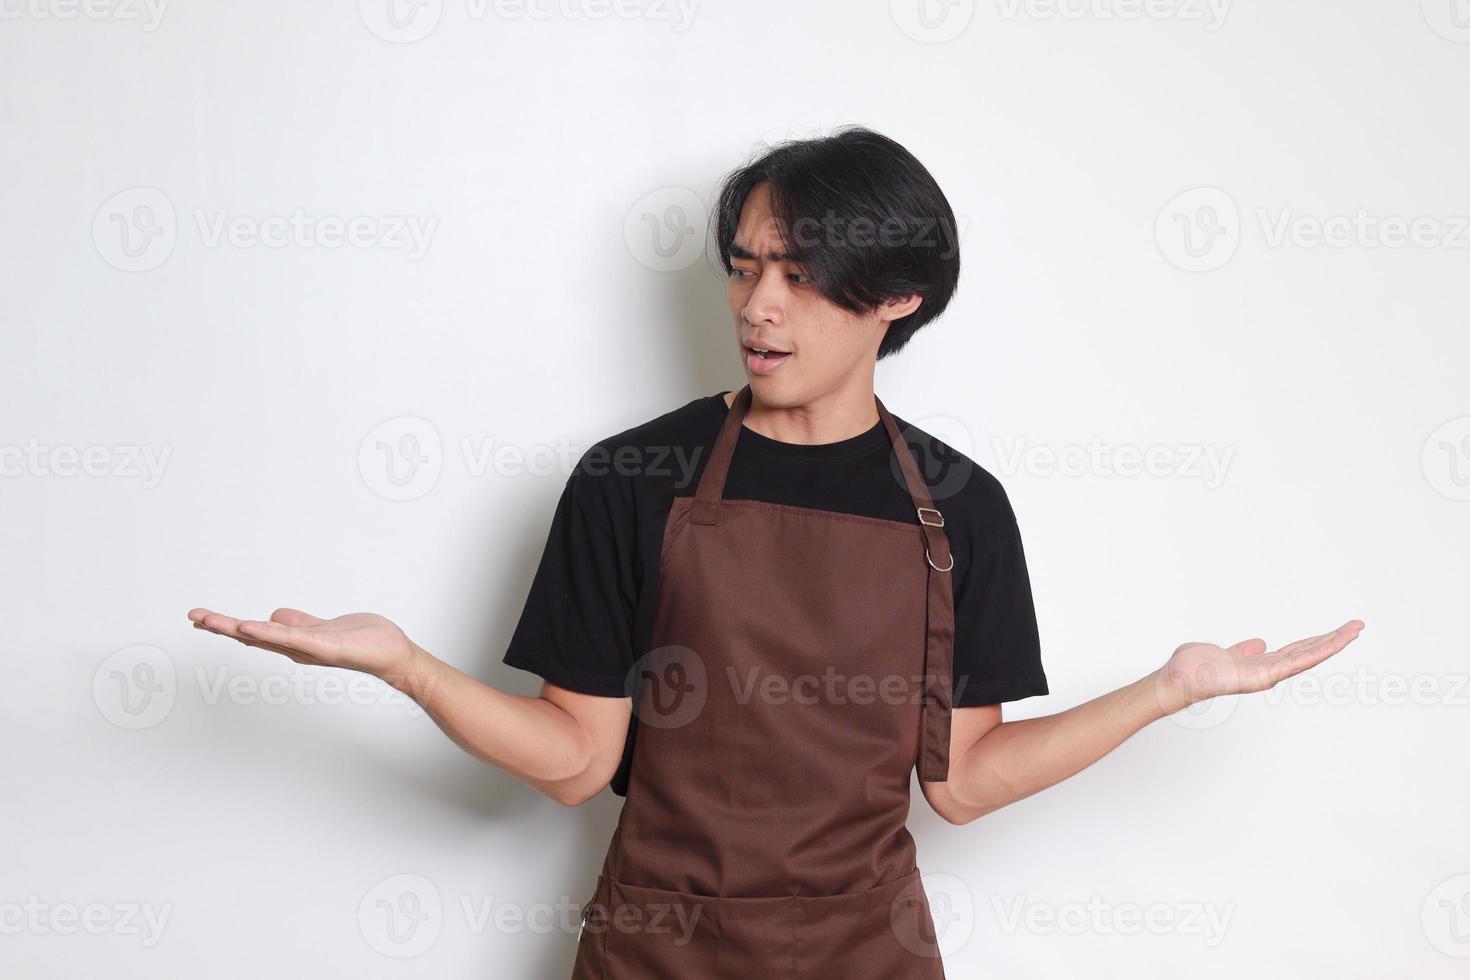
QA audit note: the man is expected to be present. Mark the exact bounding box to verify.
[188,126,1363,977]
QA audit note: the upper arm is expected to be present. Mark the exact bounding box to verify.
[497,461,642,802]
[951,514,1049,709]
[539,681,633,802]
[919,703,1002,823]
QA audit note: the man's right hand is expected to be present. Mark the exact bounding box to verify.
[185,604,630,805]
[187,607,418,679]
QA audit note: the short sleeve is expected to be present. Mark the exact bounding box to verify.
[951,518,1049,707]
[500,470,638,697]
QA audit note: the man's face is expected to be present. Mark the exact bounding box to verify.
[725,182,911,408]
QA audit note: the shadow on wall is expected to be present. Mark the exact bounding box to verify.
[467,226,734,978]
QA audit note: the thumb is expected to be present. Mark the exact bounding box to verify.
[1228,637,1268,657]
[271,607,325,627]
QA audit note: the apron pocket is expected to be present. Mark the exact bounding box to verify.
[600,876,797,980]
[792,869,947,979]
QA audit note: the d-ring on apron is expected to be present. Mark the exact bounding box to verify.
[571,384,956,979]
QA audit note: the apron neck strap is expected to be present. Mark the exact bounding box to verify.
[690,385,753,524]
[691,385,955,553]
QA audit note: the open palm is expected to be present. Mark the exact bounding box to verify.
[186,607,415,677]
[1156,619,1365,714]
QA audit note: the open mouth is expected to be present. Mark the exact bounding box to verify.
[744,342,792,373]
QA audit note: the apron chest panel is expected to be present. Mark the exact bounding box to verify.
[571,386,956,979]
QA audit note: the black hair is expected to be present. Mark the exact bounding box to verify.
[711,126,961,359]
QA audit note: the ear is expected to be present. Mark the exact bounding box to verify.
[878,292,922,323]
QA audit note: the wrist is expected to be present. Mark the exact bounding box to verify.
[380,642,441,703]
[1147,665,1192,718]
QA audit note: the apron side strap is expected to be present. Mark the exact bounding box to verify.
[875,395,956,783]
[918,557,956,782]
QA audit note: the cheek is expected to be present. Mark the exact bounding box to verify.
[726,281,752,313]
[812,308,878,363]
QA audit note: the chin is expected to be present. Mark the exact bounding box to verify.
[745,373,803,408]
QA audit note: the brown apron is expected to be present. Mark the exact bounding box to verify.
[570,383,956,979]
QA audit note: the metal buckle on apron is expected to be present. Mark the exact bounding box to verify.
[925,545,954,573]
[917,507,954,572]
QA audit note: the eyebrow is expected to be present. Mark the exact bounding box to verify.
[728,242,810,264]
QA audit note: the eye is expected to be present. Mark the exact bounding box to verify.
[729,267,754,280]
[788,272,811,285]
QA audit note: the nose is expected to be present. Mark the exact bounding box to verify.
[741,267,786,328]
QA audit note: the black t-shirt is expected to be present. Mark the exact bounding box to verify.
[502,391,1049,796]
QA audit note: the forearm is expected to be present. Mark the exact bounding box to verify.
[380,644,602,803]
[944,670,1171,823]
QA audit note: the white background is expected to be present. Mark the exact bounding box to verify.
[3,1,1468,977]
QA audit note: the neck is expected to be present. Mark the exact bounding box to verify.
[727,374,880,445]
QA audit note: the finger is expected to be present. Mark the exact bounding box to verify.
[193,621,320,664]
[1270,622,1364,679]
[1227,637,1267,657]
[1269,631,1332,659]
[236,619,342,661]
[271,607,325,628]
[192,612,252,640]
[1268,620,1357,659]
